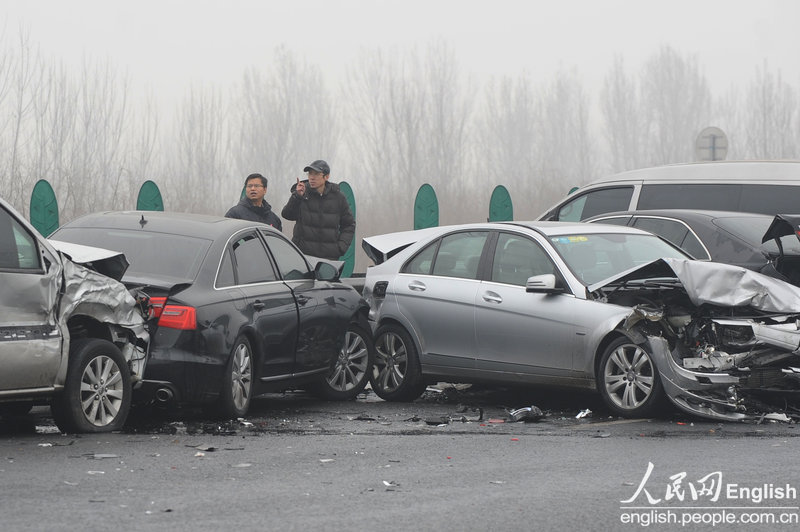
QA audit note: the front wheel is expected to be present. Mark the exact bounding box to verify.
[597,336,665,418]
[370,324,426,402]
[312,324,375,400]
[51,338,132,433]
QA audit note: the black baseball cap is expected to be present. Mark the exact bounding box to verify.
[303,160,330,175]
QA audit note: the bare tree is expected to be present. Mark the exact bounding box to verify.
[165,84,231,214]
[230,46,337,199]
[477,73,543,217]
[742,61,800,159]
[537,68,595,210]
[124,92,160,208]
[600,55,647,173]
[421,40,475,223]
[640,46,711,165]
[342,45,427,232]
[3,29,41,213]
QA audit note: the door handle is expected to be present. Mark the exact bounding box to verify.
[252,300,265,310]
[408,280,426,291]
[482,291,502,303]
[296,295,310,306]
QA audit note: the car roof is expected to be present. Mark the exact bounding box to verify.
[585,209,773,223]
[57,210,275,239]
[501,220,648,237]
[582,160,800,186]
[363,221,650,262]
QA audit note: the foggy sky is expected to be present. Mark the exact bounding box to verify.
[4,0,800,110]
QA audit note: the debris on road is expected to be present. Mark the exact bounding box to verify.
[508,405,545,422]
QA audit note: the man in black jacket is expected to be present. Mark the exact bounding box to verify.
[281,160,355,260]
[225,173,282,230]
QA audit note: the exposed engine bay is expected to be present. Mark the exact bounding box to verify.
[593,259,800,421]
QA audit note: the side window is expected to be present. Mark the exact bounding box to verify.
[491,234,554,286]
[631,218,709,260]
[679,232,709,260]
[232,232,278,285]
[403,243,437,275]
[216,248,235,288]
[638,184,741,210]
[557,187,634,221]
[262,232,311,281]
[432,232,488,280]
[741,185,800,215]
[0,207,40,271]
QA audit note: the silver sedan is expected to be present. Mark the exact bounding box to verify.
[361,222,800,421]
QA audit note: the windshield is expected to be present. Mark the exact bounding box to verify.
[53,227,211,285]
[550,232,690,285]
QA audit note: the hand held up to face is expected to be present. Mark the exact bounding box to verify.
[295,177,306,197]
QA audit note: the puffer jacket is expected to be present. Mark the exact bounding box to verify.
[225,198,282,230]
[281,181,355,260]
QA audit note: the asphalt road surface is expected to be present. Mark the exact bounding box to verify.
[2,386,798,531]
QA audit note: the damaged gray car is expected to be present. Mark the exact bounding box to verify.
[361,222,800,422]
[0,197,148,433]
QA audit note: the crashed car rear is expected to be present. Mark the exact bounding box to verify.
[0,197,148,433]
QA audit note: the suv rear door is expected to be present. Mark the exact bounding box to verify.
[0,203,62,391]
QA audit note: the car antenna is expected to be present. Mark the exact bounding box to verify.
[139,214,147,228]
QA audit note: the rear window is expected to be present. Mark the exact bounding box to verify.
[639,184,800,215]
[714,216,800,254]
[53,227,211,284]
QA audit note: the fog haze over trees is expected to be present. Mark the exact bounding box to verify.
[1,28,799,268]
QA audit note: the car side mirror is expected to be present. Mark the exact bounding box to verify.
[525,274,563,293]
[314,260,342,282]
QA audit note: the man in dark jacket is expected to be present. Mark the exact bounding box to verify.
[281,160,355,260]
[225,173,282,231]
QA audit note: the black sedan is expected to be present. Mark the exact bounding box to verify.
[50,211,374,418]
[584,209,800,285]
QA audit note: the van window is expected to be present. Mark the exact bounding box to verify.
[740,185,800,214]
[556,187,634,221]
[638,184,741,211]
[639,183,800,215]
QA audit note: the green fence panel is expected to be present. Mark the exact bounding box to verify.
[29,179,59,236]
[136,180,164,211]
[338,181,356,277]
[488,185,513,221]
[413,184,439,230]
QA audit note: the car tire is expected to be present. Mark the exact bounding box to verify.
[370,324,426,402]
[51,338,132,434]
[215,335,254,418]
[597,336,665,418]
[312,324,375,401]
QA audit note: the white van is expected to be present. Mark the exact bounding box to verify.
[537,160,800,221]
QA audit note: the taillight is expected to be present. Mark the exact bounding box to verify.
[148,297,166,319]
[148,296,197,330]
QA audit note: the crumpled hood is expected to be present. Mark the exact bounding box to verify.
[591,257,800,313]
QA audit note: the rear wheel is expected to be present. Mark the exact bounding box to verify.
[215,335,253,418]
[597,336,665,418]
[312,324,375,400]
[370,324,426,402]
[51,338,132,433]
